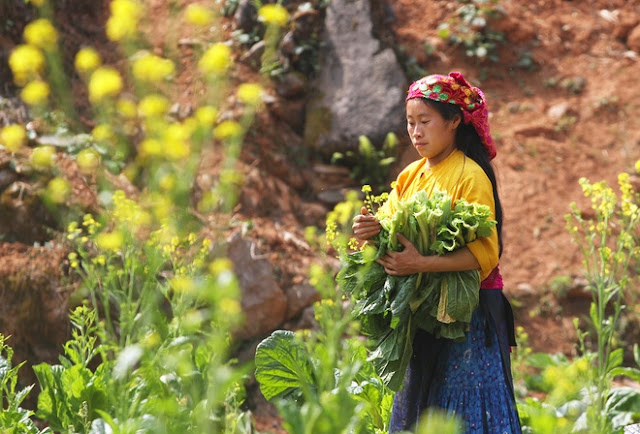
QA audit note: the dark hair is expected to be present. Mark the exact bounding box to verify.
[422,99,504,256]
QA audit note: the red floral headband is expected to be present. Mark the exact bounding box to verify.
[406,71,496,160]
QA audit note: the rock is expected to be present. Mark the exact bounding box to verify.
[233,0,257,34]
[613,15,639,42]
[303,0,406,156]
[626,23,640,52]
[275,71,307,98]
[0,242,72,395]
[547,102,570,121]
[239,40,265,68]
[285,283,321,320]
[268,96,306,133]
[227,231,287,340]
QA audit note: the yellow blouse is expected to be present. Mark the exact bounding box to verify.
[379,149,499,280]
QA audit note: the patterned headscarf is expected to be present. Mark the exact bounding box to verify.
[406,71,496,160]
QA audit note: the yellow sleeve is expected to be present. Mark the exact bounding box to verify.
[455,170,500,281]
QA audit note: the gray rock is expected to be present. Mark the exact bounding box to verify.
[303,0,407,155]
[227,231,287,339]
[285,283,321,320]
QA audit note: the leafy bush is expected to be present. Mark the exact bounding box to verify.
[437,0,505,62]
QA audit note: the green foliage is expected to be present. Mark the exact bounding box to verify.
[0,335,50,434]
[437,0,505,62]
[516,171,640,433]
[336,189,495,390]
[331,133,398,193]
[255,260,394,434]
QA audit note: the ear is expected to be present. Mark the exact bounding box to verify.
[450,113,462,131]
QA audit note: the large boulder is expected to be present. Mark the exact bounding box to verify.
[227,232,288,340]
[304,0,407,155]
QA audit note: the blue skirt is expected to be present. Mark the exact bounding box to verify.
[389,289,522,433]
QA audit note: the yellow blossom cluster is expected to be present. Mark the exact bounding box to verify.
[74,47,102,74]
[258,4,290,27]
[30,146,56,170]
[198,43,232,75]
[112,190,151,228]
[0,124,27,153]
[20,80,50,106]
[77,148,102,174]
[106,0,143,42]
[237,82,263,108]
[132,52,175,83]
[23,18,58,51]
[88,67,123,104]
[184,3,215,27]
[46,177,71,204]
[9,44,45,86]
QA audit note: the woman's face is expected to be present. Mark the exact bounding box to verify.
[406,99,460,166]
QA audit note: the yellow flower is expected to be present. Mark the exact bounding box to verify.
[195,105,218,127]
[20,80,50,105]
[30,146,56,169]
[237,82,263,108]
[198,43,232,75]
[23,19,58,50]
[106,0,143,42]
[159,173,175,191]
[74,47,102,74]
[138,94,169,118]
[88,67,123,104]
[163,122,191,160]
[132,52,175,83]
[258,4,290,27]
[116,98,137,118]
[635,160,640,174]
[30,0,47,7]
[184,4,215,27]
[213,120,242,140]
[77,148,101,174]
[96,231,124,252]
[9,44,45,86]
[46,177,71,203]
[220,298,241,315]
[170,276,193,293]
[139,138,162,157]
[91,124,115,142]
[0,124,27,152]
[209,258,233,275]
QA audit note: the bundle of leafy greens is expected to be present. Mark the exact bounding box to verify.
[336,189,496,391]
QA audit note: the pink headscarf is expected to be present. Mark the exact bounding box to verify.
[406,71,496,160]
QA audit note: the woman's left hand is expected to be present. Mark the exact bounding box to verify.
[376,234,426,276]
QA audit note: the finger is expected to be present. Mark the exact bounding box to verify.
[361,206,369,215]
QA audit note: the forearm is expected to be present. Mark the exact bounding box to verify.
[417,246,481,273]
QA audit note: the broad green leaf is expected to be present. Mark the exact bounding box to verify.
[255,330,315,401]
[609,366,640,383]
[607,348,624,372]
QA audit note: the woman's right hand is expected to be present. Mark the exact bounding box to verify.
[352,206,382,243]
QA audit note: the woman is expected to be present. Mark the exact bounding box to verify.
[352,72,522,433]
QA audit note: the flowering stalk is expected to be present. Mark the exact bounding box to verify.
[565,170,640,431]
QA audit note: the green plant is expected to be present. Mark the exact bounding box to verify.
[0,335,50,433]
[331,133,398,194]
[437,0,505,62]
[564,172,640,431]
[255,266,395,433]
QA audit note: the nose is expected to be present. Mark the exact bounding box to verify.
[410,124,422,139]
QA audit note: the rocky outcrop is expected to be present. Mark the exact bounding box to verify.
[303,0,406,155]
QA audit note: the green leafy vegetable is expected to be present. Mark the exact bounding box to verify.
[337,189,496,391]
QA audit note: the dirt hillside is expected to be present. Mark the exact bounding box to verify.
[1,0,639,384]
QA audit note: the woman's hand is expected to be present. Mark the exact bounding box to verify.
[352,206,382,243]
[377,234,426,276]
